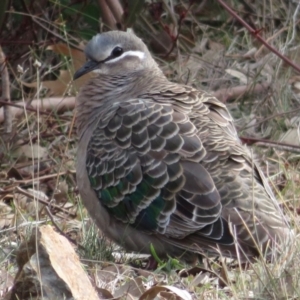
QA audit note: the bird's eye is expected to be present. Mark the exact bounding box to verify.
[111,47,123,57]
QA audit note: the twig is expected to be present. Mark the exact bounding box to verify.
[104,0,124,29]
[97,0,117,29]
[16,186,77,218]
[0,80,271,122]
[212,82,270,103]
[0,171,77,197]
[164,1,193,58]
[243,107,300,130]
[44,206,84,250]
[240,136,300,153]
[31,16,82,51]
[0,97,75,123]
[0,45,12,133]
[0,171,76,189]
[255,25,291,59]
[217,0,300,74]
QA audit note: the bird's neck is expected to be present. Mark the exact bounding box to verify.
[84,68,169,101]
[75,68,170,138]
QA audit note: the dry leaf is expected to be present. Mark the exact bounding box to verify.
[10,225,99,300]
[190,272,211,287]
[96,287,114,299]
[114,277,145,299]
[178,266,214,278]
[0,269,14,298]
[280,128,300,146]
[96,265,121,285]
[22,43,92,96]
[140,285,192,300]
[225,69,248,84]
[207,40,225,52]
[52,180,69,203]
[243,47,257,58]
[0,202,14,229]
[293,81,300,93]
[15,144,47,159]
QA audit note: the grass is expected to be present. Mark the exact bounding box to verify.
[0,0,300,299]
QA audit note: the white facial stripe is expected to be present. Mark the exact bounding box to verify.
[92,69,102,74]
[106,50,145,64]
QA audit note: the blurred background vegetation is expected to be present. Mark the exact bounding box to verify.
[0,0,300,299]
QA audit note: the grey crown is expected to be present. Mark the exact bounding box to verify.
[74,31,292,263]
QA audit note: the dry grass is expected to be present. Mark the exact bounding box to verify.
[0,0,300,299]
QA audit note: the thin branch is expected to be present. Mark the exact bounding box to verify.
[0,97,75,123]
[104,0,124,28]
[31,17,82,51]
[16,186,77,218]
[0,171,75,189]
[0,45,12,133]
[44,206,84,250]
[0,80,272,123]
[164,1,193,58]
[212,82,271,103]
[243,106,300,130]
[217,0,300,74]
[240,136,300,153]
[97,0,117,29]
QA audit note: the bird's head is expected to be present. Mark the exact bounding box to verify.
[74,31,159,79]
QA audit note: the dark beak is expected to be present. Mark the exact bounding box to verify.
[73,60,100,80]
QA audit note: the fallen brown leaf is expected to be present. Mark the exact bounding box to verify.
[8,225,99,300]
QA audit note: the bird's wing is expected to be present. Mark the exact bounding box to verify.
[191,93,289,247]
[86,96,233,242]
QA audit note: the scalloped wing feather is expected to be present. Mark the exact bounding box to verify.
[86,98,229,240]
[82,83,290,260]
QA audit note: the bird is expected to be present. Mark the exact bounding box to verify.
[74,31,292,264]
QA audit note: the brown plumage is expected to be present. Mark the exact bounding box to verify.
[74,31,292,263]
